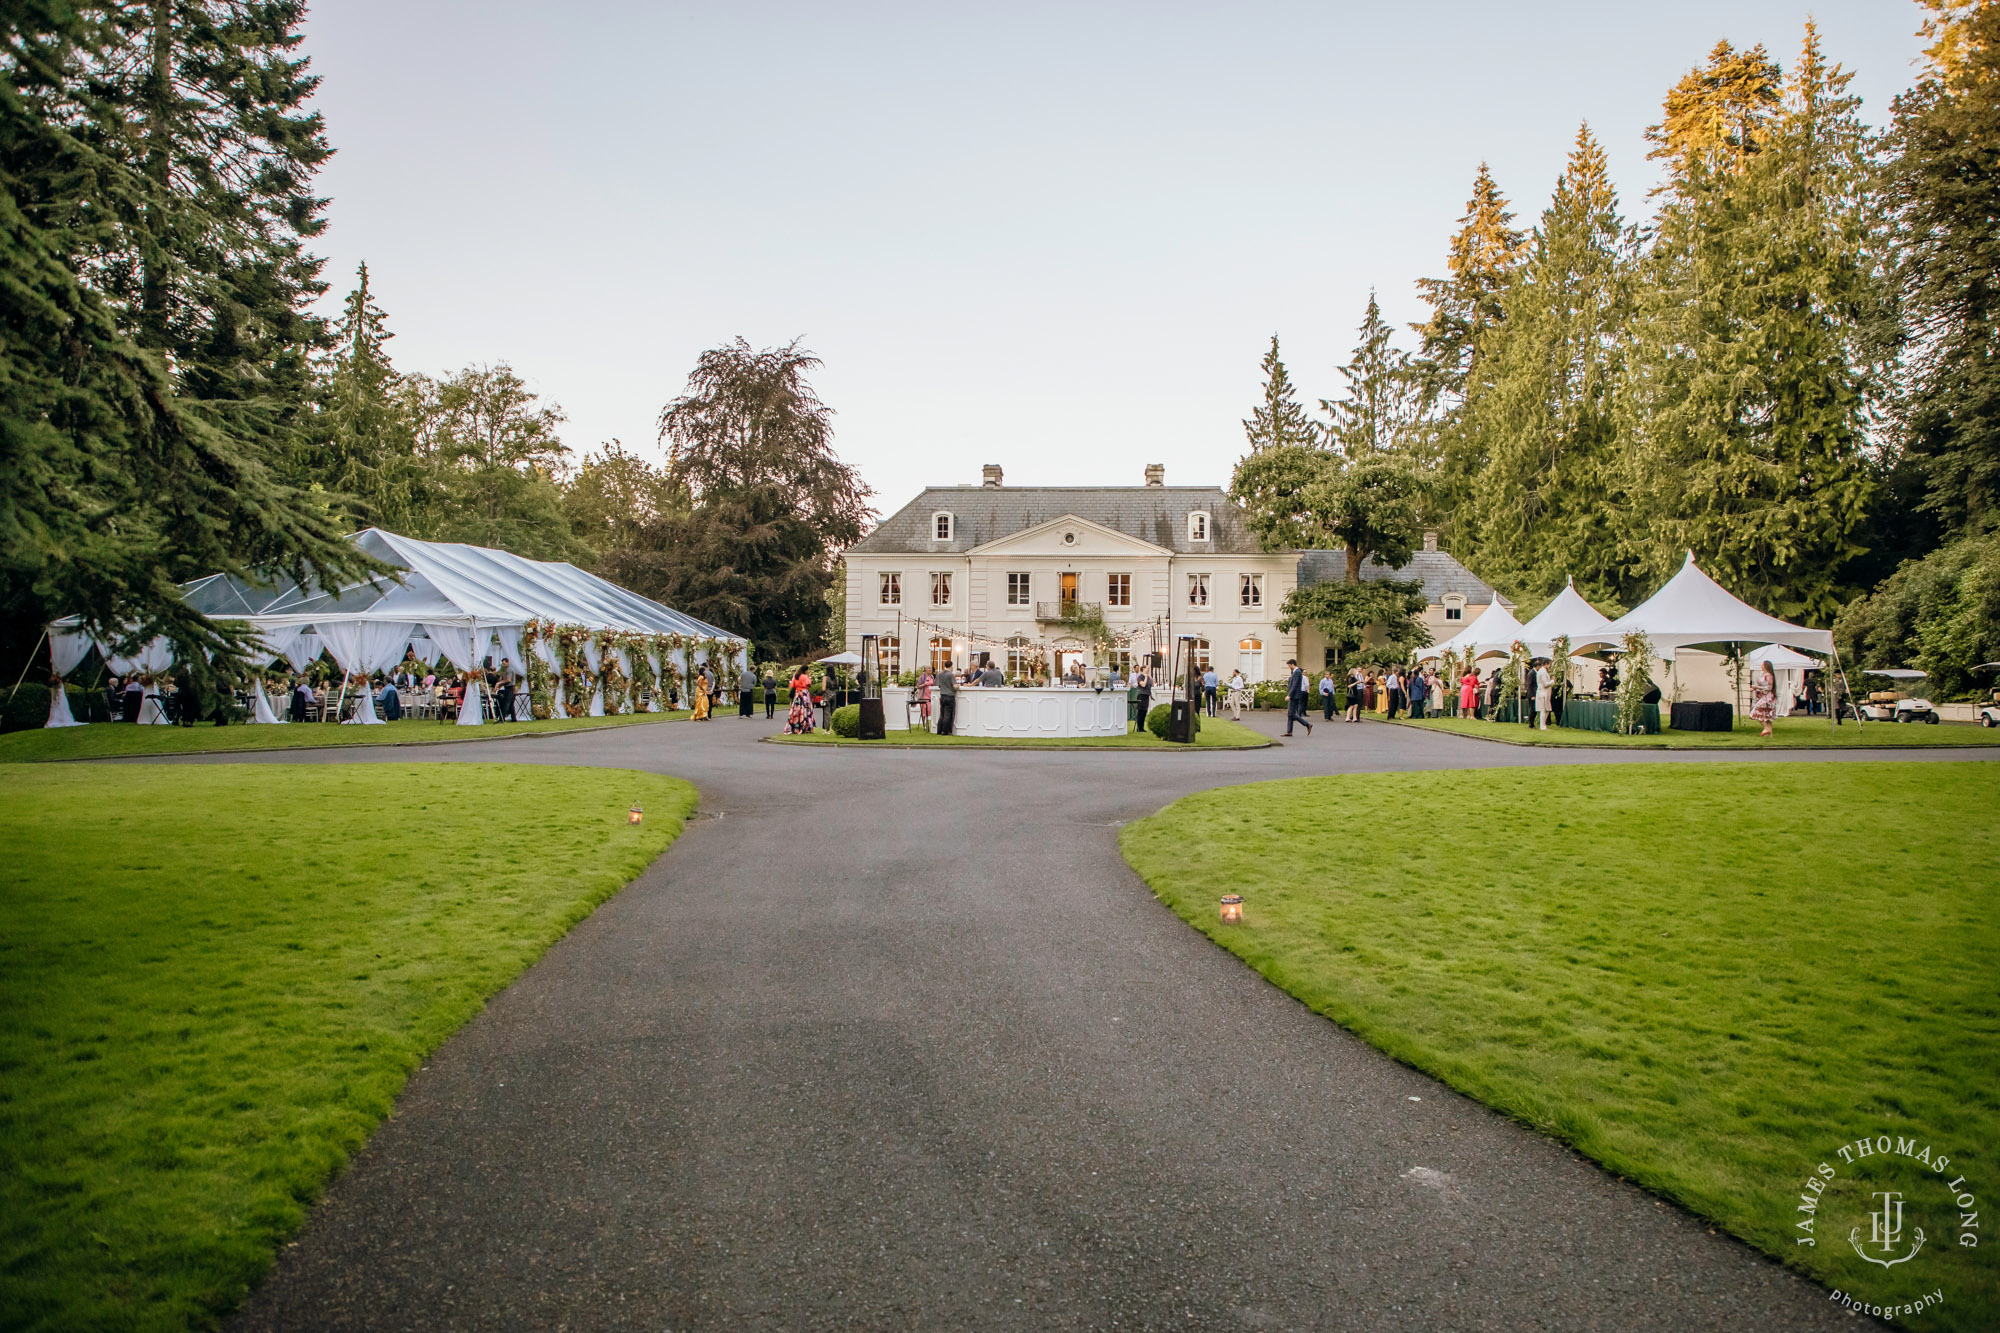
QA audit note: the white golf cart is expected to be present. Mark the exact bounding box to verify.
[1975,663,2000,728]
[1858,668,1940,724]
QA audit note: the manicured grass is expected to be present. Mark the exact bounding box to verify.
[1392,712,2000,748]
[766,716,1270,749]
[0,710,690,763]
[0,762,697,1333]
[1122,763,1998,1327]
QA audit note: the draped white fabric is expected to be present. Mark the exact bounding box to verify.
[139,694,170,724]
[249,681,283,724]
[284,632,323,672]
[345,687,382,725]
[49,629,94,677]
[104,637,173,676]
[319,621,418,675]
[581,638,604,716]
[45,688,81,728]
[254,626,301,668]
[492,624,523,680]
[421,623,484,726]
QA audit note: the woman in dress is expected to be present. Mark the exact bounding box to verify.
[785,686,814,733]
[1750,660,1778,737]
[691,669,711,721]
[1460,667,1479,719]
[1533,660,1553,731]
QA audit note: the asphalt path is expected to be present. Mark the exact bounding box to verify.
[187,714,1992,1331]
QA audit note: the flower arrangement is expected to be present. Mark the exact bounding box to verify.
[595,630,629,715]
[627,633,658,711]
[555,624,593,717]
[1549,634,1572,711]
[522,620,555,719]
[1500,640,1528,721]
[1616,631,1656,735]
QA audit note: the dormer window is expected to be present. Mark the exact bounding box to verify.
[932,511,953,542]
[1188,511,1210,542]
[1443,595,1465,622]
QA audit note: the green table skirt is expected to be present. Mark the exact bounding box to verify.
[1560,697,1660,734]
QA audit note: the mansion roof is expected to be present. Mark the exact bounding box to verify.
[1297,549,1510,609]
[850,486,1263,556]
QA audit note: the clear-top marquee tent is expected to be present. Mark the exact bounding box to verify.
[47,528,747,727]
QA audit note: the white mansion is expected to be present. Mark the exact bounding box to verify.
[842,464,1510,683]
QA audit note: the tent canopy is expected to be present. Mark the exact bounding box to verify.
[1418,600,1527,661]
[816,652,864,665]
[52,528,746,674]
[1591,552,1834,656]
[1746,644,1820,669]
[1516,578,1613,657]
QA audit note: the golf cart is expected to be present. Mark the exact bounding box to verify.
[1975,664,2000,728]
[1858,668,1940,724]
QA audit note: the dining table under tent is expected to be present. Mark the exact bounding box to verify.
[44,528,748,727]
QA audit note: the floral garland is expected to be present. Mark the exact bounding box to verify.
[627,632,658,711]
[1616,631,1656,735]
[1549,634,1572,713]
[555,623,594,717]
[1500,640,1528,721]
[522,620,555,719]
[595,630,629,715]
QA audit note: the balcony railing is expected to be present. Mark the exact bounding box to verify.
[1035,600,1102,623]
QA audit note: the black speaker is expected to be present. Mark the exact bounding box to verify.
[1168,698,1194,743]
[857,697,886,740]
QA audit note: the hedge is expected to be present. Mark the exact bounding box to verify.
[1,683,113,733]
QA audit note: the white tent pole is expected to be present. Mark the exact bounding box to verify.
[8,628,49,700]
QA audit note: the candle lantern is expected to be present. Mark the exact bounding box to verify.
[1219,894,1244,924]
[628,804,644,825]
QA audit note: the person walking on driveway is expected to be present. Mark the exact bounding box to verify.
[763,669,777,718]
[739,665,757,718]
[1284,658,1313,737]
[1318,668,1336,721]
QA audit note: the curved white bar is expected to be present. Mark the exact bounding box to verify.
[953,686,1128,739]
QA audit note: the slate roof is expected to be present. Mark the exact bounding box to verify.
[1296,549,1512,608]
[849,486,1264,556]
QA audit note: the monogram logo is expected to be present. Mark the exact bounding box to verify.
[1851,1190,1925,1269]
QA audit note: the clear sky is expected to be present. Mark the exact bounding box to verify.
[296,1,1927,519]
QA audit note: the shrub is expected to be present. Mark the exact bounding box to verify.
[1143,703,1200,738]
[830,703,861,737]
[2,683,113,733]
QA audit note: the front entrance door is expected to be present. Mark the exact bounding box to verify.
[1060,572,1078,608]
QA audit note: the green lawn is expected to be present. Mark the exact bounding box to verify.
[1392,712,2000,748]
[0,762,697,1333]
[1122,763,1998,1327]
[0,710,690,763]
[767,716,1270,749]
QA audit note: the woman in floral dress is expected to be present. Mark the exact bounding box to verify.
[1750,660,1778,737]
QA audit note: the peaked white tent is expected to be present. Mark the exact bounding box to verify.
[1418,600,1527,662]
[1516,578,1615,657]
[1595,552,1834,656]
[48,529,746,726]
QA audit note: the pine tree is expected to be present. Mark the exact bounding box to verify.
[1322,292,1420,457]
[0,1,370,666]
[305,262,429,531]
[1621,24,1891,621]
[1461,123,1631,606]
[1241,335,1319,452]
[1412,163,1527,406]
[1645,40,1784,187]
[1893,0,2000,536]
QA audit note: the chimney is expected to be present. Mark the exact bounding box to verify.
[981,463,1003,487]
[1422,530,1438,553]
[1144,463,1165,487]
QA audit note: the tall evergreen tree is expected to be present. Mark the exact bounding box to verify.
[1461,123,1631,606]
[1241,335,1318,452]
[1892,0,2000,536]
[303,262,429,532]
[0,1,371,667]
[1412,163,1527,408]
[1321,292,1420,457]
[1620,25,1891,621]
[1645,40,1784,186]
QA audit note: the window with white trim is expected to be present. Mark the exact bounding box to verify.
[1193,637,1211,671]
[879,572,901,605]
[1106,573,1131,607]
[1443,595,1465,622]
[1006,572,1031,606]
[930,571,952,606]
[1239,573,1263,608]
[932,511,953,541]
[877,635,900,677]
[929,636,955,672]
[1188,511,1210,542]
[1187,573,1210,607]
[1005,636,1033,679]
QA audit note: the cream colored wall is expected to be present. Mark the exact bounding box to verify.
[842,548,1295,675]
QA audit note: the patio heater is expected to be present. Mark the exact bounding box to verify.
[1167,634,1198,743]
[857,632,886,739]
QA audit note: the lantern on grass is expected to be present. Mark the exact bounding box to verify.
[1219,894,1244,924]
[628,804,644,825]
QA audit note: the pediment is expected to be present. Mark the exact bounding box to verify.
[967,513,1169,558]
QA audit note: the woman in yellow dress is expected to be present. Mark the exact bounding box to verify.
[692,668,711,720]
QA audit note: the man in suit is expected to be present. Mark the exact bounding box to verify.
[1284,658,1313,737]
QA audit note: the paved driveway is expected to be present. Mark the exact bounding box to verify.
[201,716,1983,1330]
